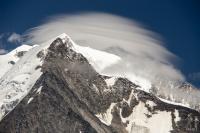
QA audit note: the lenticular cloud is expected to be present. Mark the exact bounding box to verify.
[24,12,185,88]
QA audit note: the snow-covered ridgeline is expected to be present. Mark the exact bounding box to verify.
[0,45,43,120]
[0,34,66,120]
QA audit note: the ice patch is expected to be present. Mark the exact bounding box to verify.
[27,97,34,104]
[146,100,157,109]
[105,77,116,87]
[174,109,180,123]
[36,86,42,94]
[95,103,116,125]
[92,84,99,93]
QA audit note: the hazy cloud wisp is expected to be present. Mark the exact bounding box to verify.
[24,13,185,89]
[0,49,7,55]
[7,33,22,44]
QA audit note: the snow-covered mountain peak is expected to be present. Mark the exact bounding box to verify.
[0,34,200,133]
[0,33,122,120]
[56,33,122,73]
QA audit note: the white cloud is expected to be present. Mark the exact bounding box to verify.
[0,32,22,54]
[0,49,7,54]
[0,34,4,39]
[7,33,21,43]
[24,12,185,87]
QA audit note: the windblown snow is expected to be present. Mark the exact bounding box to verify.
[105,77,117,86]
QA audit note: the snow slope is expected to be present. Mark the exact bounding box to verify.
[0,45,33,78]
[72,41,121,73]
[121,102,173,133]
[0,45,43,120]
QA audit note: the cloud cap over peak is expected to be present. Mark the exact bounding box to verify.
[24,12,185,86]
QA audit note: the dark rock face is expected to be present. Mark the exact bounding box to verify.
[15,51,27,58]
[0,38,200,133]
[0,74,96,133]
[8,61,15,65]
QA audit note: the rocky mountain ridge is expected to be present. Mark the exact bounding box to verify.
[0,34,200,133]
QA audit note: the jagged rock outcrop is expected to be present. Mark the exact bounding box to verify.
[0,37,200,133]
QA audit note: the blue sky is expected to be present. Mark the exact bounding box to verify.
[0,0,199,87]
